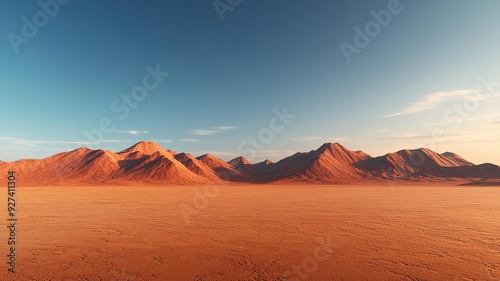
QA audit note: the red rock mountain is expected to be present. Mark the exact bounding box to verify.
[196,154,242,181]
[355,148,500,180]
[268,143,373,183]
[441,152,474,166]
[0,141,498,186]
[174,153,222,182]
[228,156,252,169]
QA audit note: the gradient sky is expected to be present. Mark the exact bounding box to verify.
[1,0,499,164]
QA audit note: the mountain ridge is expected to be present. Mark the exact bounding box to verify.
[0,141,498,186]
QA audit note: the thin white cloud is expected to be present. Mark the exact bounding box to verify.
[0,136,38,147]
[191,129,218,136]
[154,139,173,143]
[382,90,490,118]
[0,136,134,147]
[0,137,92,146]
[390,131,468,139]
[191,126,237,136]
[115,130,149,135]
[470,112,500,122]
[423,112,500,127]
[211,126,237,131]
[180,139,200,142]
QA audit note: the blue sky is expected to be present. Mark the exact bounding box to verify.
[1,0,499,164]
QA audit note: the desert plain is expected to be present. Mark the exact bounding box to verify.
[1,184,499,281]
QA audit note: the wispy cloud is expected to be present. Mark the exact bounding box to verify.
[191,129,218,136]
[211,126,237,131]
[382,90,489,118]
[379,132,466,140]
[180,139,200,142]
[190,126,237,136]
[471,112,500,124]
[115,130,149,135]
[0,136,133,146]
[154,139,173,143]
[423,112,500,127]
[0,136,38,147]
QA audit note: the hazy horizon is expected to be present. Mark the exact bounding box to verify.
[1,139,499,167]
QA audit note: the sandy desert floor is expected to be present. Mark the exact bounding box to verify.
[0,184,499,280]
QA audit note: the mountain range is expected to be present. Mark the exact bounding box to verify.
[1,141,499,186]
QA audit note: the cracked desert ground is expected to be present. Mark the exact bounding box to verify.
[2,185,499,281]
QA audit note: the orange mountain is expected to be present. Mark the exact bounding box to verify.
[0,141,498,186]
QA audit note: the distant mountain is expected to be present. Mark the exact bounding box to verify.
[121,151,208,185]
[253,159,273,171]
[119,141,170,156]
[441,152,475,166]
[0,141,498,186]
[355,148,500,180]
[228,156,252,169]
[268,143,373,184]
[196,154,242,181]
[174,153,222,182]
